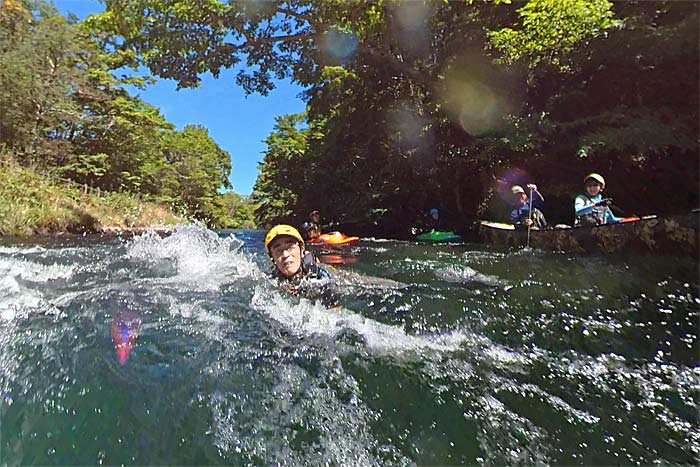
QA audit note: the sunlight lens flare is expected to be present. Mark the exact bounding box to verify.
[387,102,433,163]
[439,54,517,136]
[319,28,358,63]
[111,309,141,365]
[494,167,532,203]
[394,0,430,30]
[391,0,432,54]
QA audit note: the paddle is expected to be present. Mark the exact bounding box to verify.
[526,186,534,249]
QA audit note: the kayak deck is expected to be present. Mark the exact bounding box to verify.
[307,231,360,245]
[415,230,463,242]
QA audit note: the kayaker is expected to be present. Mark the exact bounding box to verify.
[264,224,336,302]
[510,184,547,229]
[413,208,447,235]
[301,210,322,241]
[301,210,339,241]
[574,173,622,226]
[426,208,441,231]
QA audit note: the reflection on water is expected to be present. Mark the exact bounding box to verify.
[308,244,359,265]
[0,225,697,465]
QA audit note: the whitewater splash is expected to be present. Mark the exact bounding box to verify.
[434,264,505,287]
[121,225,517,362]
[0,253,71,321]
[0,224,696,466]
[125,224,261,290]
[251,286,471,357]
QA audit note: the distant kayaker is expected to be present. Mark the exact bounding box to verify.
[574,173,621,226]
[426,208,441,231]
[510,184,547,229]
[301,210,322,241]
[264,224,336,302]
[412,208,448,235]
[301,210,338,241]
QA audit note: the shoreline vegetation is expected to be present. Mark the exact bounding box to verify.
[1,1,697,238]
[1,1,259,236]
[0,163,182,237]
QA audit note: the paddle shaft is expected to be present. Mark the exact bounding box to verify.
[526,187,533,248]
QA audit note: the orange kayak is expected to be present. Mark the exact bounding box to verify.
[307,231,360,245]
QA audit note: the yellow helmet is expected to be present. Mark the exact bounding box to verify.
[264,224,304,254]
[584,173,605,187]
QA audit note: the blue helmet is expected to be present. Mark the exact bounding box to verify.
[429,208,439,215]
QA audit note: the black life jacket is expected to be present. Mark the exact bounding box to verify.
[272,252,335,303]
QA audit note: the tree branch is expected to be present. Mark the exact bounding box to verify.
[223,31,314,51]
[276,7,312,23]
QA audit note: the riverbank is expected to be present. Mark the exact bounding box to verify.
[0,165,182,236]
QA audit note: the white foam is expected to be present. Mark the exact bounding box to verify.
[251,285,469,357]
[0,257,74,282]
[435,264,504,286]
[461,250,507,261]
[125,223,260,290]
[0,246,46,255]
[0,275,49,322]
[361,237,406,243]
[0,251,70,323]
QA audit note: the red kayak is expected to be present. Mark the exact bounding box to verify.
[307,231,359,246]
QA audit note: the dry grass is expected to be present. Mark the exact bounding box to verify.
[0,164,183,236]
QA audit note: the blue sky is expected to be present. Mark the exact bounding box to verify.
[55,0,306,196]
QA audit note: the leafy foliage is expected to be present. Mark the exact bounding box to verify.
[488,0,621,70]
[220,192,258,229]
[5,0,697,234]
[0,0,239,229]
[253,113,309,227]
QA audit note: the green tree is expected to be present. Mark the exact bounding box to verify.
[88,0,699,228]
[220,192,258,229]
[253,113,308,228]
[486,1,699,218]
[0,0,237,227]
[0,0,81,160]
[160,124,232,225]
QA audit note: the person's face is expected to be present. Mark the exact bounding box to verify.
[515,192,528,206]
[431,212,439,220]
[269,235,302,278]
[585,180,603,197]
[310,212,320,222]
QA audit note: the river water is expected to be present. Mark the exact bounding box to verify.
[0,225,697,465]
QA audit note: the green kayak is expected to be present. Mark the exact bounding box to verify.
[415,230,463,242]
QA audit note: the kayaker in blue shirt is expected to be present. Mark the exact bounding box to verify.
[412,208,448,235]
[426,208,441,231]
[510,184,547,229]
[574,173,622,226]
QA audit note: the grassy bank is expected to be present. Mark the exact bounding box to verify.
[0,165,182,236]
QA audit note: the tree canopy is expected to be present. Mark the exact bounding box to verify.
[0,0,244,227]
[6,0,697,233]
